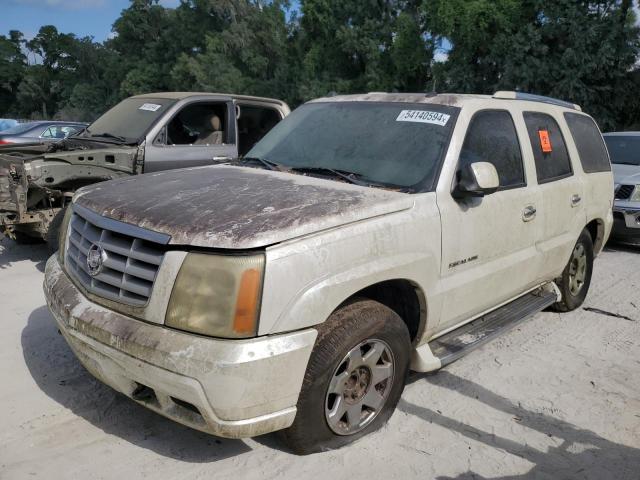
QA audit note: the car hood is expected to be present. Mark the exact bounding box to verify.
[74,165,415,249]
[612,164,640,185]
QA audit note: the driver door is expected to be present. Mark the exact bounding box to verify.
[144,100,237,173]
[436,109,543,332]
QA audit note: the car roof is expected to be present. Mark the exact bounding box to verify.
[603,131,640,137]
[308,92,585,114]
[131,91,288,108]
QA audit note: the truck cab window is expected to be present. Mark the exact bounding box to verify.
[237,105,282,155]
[165,103,230,146]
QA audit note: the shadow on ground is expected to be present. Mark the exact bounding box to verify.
[604,239,640,255]
[402,371,640,480]
[22,305,259,462]
[0,237,49,272]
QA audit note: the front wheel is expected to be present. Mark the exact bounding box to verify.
[282,299,410,454]
[552,228,594,312]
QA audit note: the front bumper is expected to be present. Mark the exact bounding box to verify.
[612,203,640,239]
[43,255,317,438]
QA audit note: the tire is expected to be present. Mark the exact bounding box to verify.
[551,228,594,312]
[45,207,67,254]
[282,299,411,454]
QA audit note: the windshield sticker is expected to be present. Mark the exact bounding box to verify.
[396,110,450,126]
[139,103,162,112]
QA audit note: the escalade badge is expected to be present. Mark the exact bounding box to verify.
[87,244,106,277]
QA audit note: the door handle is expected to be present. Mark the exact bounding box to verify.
[522,205,537,222]
[571,194,582,207]
[213,156,232,162]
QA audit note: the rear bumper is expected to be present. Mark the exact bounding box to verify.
[43,255,317,438]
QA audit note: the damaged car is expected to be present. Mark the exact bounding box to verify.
[0,92,289,246]
[44,92,612,454]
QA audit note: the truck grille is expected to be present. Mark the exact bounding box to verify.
[65,206,167,306]
[615,184,635,200]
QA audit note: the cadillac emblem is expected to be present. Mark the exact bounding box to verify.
[86,244,106,277]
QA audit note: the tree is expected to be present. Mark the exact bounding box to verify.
[0,31,26,115]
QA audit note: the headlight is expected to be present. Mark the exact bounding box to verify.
[165,253,265,338]
[57,205,73,265]
[630,185,640,202]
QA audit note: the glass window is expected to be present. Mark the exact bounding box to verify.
[82,97,176,142]
[237,105,282,155]
[163,102,229,146]
[247,102,459,191]
[458,110,525,188]
[564,113,611,173]
[524,112,572,183]
[603,135,640,166]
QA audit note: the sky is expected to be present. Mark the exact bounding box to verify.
[2,0,638,46]
[1,0,180,42]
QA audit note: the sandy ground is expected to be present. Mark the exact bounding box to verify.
[0,237,639,480]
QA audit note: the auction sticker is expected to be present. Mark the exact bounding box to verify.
[139,103,162,112]
[396,110,450,126]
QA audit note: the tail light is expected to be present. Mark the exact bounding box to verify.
[0,140,13,145]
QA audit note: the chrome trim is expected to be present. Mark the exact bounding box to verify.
[73,203,171,244]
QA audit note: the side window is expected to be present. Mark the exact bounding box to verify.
[237,105,283,156]
[564,113,611,173]
[162,102,231,146]
[523,112,572,183]
[458,110,525,189]
[41,127,54,138]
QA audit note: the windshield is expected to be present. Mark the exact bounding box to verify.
[1,123,38,135]
[82,97,176,142]
[246,102,459,190]
[604,135,640,166]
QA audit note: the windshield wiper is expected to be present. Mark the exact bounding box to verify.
[290,166,372,187]
[241,156,290,172]
[89,132,128,143]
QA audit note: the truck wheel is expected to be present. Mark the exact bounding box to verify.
[45,208,67,253]
[282,299,410,454]
[552,229,594,312]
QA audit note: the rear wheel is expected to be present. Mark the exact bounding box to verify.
[282,299,410,454]
[552,228,594,312]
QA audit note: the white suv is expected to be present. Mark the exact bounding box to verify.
[43,91,613,454]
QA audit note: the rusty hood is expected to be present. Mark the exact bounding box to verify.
[73,165,414,249]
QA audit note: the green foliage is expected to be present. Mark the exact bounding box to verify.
[1,0,639,130]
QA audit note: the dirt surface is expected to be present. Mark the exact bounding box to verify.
[1,237,639,479]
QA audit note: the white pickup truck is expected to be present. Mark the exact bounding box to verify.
[43,91,613,454]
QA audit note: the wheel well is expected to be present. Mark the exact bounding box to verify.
[348,279,426,344]
[585,219,605,253]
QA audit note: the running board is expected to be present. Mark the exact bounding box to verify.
[428,289,557,367]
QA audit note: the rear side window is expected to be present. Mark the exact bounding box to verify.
[564,113,611,173]
[458,110,525,188]
[524,112,572,183]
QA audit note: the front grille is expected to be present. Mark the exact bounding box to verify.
[615,184,635,200]
[65,207,166,306]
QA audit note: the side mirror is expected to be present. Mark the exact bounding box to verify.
[453,162,500,199]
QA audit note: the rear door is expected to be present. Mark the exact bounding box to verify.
[522,111,586,278]
[436,108,543,331]
[143,100,237,173]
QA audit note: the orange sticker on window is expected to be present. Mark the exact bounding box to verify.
[538,130,553,153]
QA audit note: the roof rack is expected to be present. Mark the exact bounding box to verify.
[493,91,581,111]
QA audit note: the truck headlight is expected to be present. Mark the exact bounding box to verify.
[165,253,265,338]
[57,206,73,265]
[630,185,640,202]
